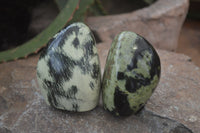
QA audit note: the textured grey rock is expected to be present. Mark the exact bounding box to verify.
[86,0,189,51]
[146,50,200,133]
[0,47,198,132]
[138,110,193,133]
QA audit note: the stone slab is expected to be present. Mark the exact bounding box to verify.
[146,50,200,133]
[0,46,199,132]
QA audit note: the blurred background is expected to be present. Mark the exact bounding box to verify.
[177,0,200,67]
[0,0,199,66]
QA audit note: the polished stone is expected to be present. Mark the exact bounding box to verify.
[102,31,161,116]
[36,22,101,112]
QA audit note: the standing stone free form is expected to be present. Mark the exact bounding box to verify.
[36,22,101,112]
[102,31,161,116]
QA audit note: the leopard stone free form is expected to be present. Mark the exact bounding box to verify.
[36,22,101,112]
[102,31,161,116]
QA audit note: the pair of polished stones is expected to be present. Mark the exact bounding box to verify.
[36,22,161,116]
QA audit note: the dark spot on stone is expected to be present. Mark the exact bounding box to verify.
[48,91,58,107]
[125,77,137,93]
[66,85,78,99]
[85,40,94,56]
[72,37,79,48]
[77,57,92,74]
[72,103,79,111]
[117,72,125,80]
[127,54,138,71]
[90,82,95,90]
[91,63,100,79]
[114,86,133,116]
[48,52,75,84]
[43,80,51,89]
[125,73,150,93]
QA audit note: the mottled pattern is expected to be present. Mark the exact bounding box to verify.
[37,22,101,112]
[102,31,161,116]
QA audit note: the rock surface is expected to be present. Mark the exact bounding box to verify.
[0,46,199,132]
[86,0,189,51]
[146,50,200,133]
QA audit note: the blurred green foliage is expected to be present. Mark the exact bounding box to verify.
[143,0,156,4]
[0,0,157,62]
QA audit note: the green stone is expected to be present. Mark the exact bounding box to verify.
[102,31,161,116]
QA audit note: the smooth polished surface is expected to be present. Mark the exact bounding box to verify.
[102,31,161,116]
[36,22,101,112]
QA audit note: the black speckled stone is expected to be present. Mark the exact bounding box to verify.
[36,22,101,112]
[102,31,161,116]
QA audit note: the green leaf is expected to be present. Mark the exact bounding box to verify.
[68,0,95,23]
[54,0,68,10]
[143,0,156,5]
[55,0,101,22]
[0,0,79,62]
[88,0,107,16]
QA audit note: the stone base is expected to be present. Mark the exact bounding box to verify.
[0,47,199,132]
